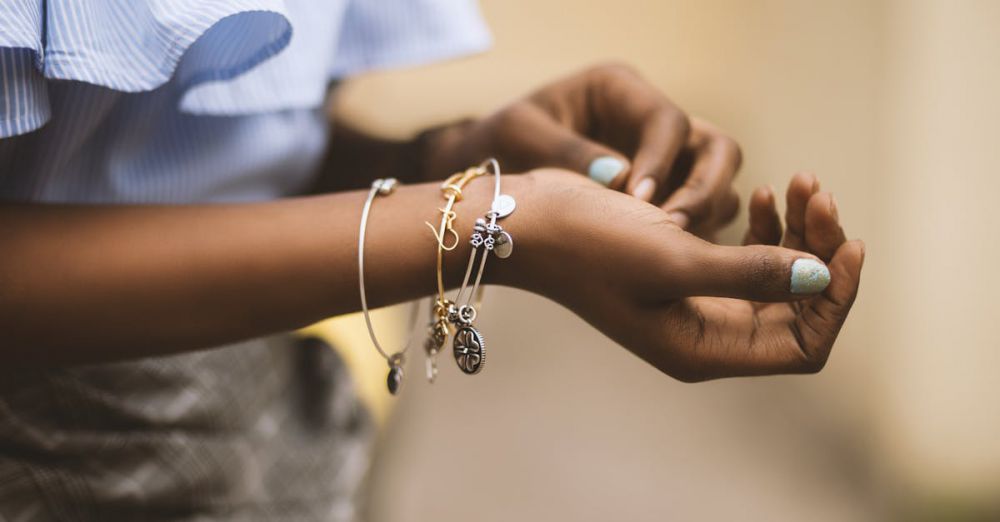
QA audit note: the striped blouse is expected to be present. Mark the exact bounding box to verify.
[0,1,489,520]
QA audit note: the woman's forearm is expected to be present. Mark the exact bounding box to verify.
[0,175,533,367]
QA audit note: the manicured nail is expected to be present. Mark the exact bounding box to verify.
[790,258,830,294]
[667,210,690,229]
[588,156,625,186]
[632,177,657,201]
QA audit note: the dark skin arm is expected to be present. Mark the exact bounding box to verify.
[0,176,515,366]
[0,168,863,382]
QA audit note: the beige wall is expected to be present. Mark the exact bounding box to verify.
[336,0,1000,519]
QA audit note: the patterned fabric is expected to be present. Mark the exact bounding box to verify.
[0,336,373,521]
[0,1,490,520]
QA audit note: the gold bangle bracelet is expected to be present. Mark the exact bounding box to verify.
[422,165,487,382]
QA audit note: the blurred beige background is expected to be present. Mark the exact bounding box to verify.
[333,0,1000,520]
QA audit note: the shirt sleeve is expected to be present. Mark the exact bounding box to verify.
[329,0,492,79]
[0,1,50,138]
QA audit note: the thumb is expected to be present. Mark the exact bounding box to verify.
[668,239,831,302]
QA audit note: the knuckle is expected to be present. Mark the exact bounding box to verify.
[493,102,530,128]
[721,136,744,171]
[590,60,640,79]
[678,190,711,218]
[668,109,692,139]
[743,248,782,292]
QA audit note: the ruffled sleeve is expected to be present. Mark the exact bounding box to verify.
[0,0,293,138]
[0,1,49,138]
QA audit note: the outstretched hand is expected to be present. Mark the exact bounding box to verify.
[503,169,864,382]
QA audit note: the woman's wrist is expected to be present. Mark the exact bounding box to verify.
[461,171,552,293]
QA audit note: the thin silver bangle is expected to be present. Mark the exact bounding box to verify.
[358,177,414,395]
[448,158,516,375]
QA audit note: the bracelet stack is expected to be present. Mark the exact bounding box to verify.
[356,159,516,395]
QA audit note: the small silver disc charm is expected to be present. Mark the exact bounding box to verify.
[494,231,513,258]
[453,326,486,375]
[491,194,517,219]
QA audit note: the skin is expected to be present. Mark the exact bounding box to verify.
[0,64,864,382]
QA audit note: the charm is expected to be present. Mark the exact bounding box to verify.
[491,194,517,218]
[375,177,398,195]
[423,321,447,383]
[387,365,403,394]
[453,325,486,375]
[494,231,513,258]
[387,352,405,394]
[425,357,438,383]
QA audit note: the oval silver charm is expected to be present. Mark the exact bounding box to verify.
[453,326,486,375]
[494,231,513,258]
[387,365,403,395]
[491,194,517,219]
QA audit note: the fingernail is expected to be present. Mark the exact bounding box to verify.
[588,156,625,186]
[632,177,657,201]
[667,211,690,229]
[829,194,839,221]
[790,258,831,294]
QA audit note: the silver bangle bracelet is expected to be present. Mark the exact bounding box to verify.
[358,177,417,395]
[448,158,516,375]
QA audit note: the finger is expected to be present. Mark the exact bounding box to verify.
[782,172,820,250]
[803,192,847,262]
[662,126,742,230]
[495,103,632,188]
[624,108,691,202]
[789,239,866,371]
[663,236,830,302]
[742,186,782,245]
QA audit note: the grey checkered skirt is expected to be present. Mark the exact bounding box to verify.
[0,336,374,521]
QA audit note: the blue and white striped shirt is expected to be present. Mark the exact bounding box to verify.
[0,0,491,203]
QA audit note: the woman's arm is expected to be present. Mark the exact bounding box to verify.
[0,175,524,367]
[1,169,863,381]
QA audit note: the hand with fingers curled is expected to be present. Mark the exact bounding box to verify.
[491,169,864,382]
[423,62,743,240]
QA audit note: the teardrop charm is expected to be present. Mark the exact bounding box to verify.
[494,231,513,258]
[387,365,403,395]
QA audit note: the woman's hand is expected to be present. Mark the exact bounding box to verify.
[499,169,864,381]
[425,63,742,238]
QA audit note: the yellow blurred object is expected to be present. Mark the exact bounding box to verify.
[298,305,413,426]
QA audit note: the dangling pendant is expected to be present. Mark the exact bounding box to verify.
[453,325,486,375]
[494,230,513,259]
[387,353,405,395]
[424,316,449,383]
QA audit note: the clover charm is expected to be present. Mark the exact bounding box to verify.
[453,325,486,375]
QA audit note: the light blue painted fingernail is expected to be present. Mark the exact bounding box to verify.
[790,258,831,294]
[588,156,625,186]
